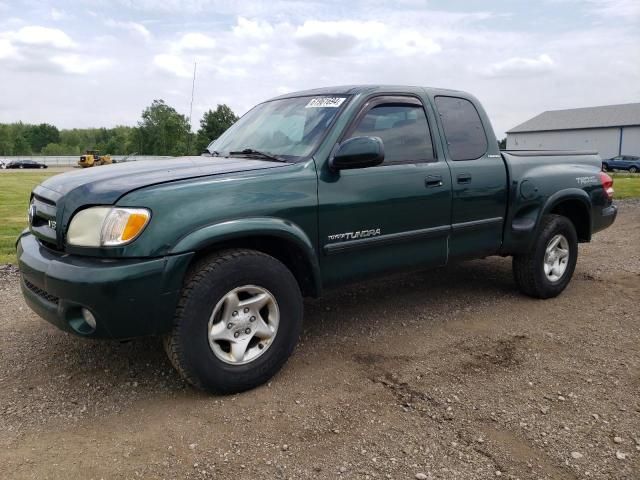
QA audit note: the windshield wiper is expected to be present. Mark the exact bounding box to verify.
[228,148,287,162]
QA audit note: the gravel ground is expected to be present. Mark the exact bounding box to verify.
[0,201,638,480]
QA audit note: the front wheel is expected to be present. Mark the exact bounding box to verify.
[164,249,303,394]
[513,214,578,299]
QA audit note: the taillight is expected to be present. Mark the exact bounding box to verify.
[599,172,614,200]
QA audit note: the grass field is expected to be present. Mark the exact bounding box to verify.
[0,170,639,264]
[0,171,56,263]
[610,173,640,199]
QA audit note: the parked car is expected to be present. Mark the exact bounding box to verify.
[6,160,48,169]
[602,155,640,173]
[17,85,617,394]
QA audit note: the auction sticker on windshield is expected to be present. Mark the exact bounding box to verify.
[305,97,346,108]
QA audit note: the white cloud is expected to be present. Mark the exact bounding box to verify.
[483,54,555,77]
[232,17,274,38]
[294,19,441,57]
[219,42,269,66]
[275,85,292,95]
[8,26,75,49]
[175,32,216,51]
[152,32,217,77]
[0,2,638,140]
[50,8,68,21]
[0,38,16,59]
[294,20,386,55]
[0,24,115,76]
[585,0,640,18]
[386,30,441,56]
[153,53,193,77]
[104,19,151,41]
[50,54,112,74]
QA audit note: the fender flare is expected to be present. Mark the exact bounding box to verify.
[540,187,592,237]
[541,188,591,217]
[169,217,321,294]
[503,188,593,255]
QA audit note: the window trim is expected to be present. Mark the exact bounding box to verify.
[434,95,488,162]
[340,94,438,165]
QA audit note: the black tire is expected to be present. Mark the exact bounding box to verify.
[512,214,578,299]
[630,166,638,173]
[164,249,303,394]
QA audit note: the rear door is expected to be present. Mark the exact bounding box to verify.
[610,156,623,169]
[433,95,507,259]
[623,156,640,171]
[317,95,452,287]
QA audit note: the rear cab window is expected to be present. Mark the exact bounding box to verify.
[435,96,487,161]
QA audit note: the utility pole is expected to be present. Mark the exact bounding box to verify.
[187,61,197,154]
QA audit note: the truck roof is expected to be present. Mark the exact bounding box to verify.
[269,84,469,101]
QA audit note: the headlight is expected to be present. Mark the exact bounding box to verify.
[67,207,151,247]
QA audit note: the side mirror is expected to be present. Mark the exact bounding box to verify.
[329,136,384,171]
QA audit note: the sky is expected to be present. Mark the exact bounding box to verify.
[0,0,638,138]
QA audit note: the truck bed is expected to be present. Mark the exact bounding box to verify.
[499,149,605,255]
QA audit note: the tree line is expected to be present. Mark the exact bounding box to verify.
[0,101,238,157]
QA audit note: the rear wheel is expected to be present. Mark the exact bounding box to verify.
[513,214,578,299]
[630,166,638,173]
[164,249,303,394]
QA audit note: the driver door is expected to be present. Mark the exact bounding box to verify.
[317,95,452,287]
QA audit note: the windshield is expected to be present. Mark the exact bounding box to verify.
[207,95,349,160]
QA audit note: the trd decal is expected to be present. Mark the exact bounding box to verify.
[576,176,598,186]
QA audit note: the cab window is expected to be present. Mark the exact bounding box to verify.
[435,96,488,161]
[348,103,435,164]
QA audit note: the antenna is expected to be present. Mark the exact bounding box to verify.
[187,61,197,153]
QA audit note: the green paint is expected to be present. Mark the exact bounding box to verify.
[12,86,623,338]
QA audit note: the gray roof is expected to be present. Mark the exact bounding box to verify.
[507,103,640,133]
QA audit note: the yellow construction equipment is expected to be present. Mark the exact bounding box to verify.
[78,150,113,168]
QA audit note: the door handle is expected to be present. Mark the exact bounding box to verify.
[425,175,443,187]
[457,173,472,184]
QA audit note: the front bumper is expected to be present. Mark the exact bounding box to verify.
[17,233,193,339]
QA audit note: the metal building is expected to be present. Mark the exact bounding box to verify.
[506,103,640,159]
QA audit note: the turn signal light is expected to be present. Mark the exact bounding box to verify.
[122,213,150,241]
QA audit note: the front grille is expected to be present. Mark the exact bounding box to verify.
[30,190,60,249]
[33,193,56,206]
[23,278,60,305]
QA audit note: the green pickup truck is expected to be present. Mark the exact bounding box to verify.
[18,85,617,393]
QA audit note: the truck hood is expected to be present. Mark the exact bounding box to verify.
[34,157,290,242]
[40,156,287,200]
